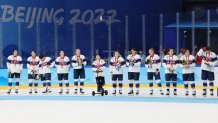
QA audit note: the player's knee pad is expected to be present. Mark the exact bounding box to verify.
[149,82,153,87]
[209,82,214,87]
[118,81,123,88]
[42,82,46,87]
[173,82,177,87]
[8,82,12,86]
[129,83,133,88]
[29,82,33,87]
[80,81,84,86]
[46,82,51,86]
[15,82,19,86]
[74,79,78,86]
[157,82,162,87]
[166,82,170,87]
[59,82,63,87]
[135,81,140,88]
[203,82,207,87]
[34,82,38,87]
[112,81,117,88]
[191,83,195,88]
[65,82,70,87]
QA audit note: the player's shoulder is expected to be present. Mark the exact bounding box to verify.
[100,59,105,63]
[17,55,22,60]
[154,54,160,58]
[135,54,141,59]
[173,55,179,59]
[211,52,216,56]
[80,55,85,58]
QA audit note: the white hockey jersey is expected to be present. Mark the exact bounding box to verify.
[27,56,40,74]
[109,56,126,75]
[39,57,55,74]
[179,55,195,74]
[197,49,217,72]
[126,54,141,72]
[71,55,87,69]
[55,56,71,74]
[7,55,23,73]
[92,59,106,77]
[145,54,161,72]
[163,55,179,74]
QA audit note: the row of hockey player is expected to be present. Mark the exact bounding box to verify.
[6,47,217,96]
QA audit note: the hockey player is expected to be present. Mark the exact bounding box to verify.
[109,50,126,95]
[126,48,141,96]
[55,51,71,94]
[71,49,87,94]
[163,48,179,96]
[27,51,40,94]
[6,50,23,94]
[39,54,55,93]
[145,48,164,95]
[180,49,196,96]
[92,54,106,93]
[197,47,217,96]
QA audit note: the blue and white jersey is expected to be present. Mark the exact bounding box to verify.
[145,54,161,72]
[92,59,106,77]
[126,54,141,72]
[27,56,40,74]
[55,56,71,74]
[179,55,195,74]
[109,56,126,75]
[197,49,217,72]
[71,55,87,69]
[39,57,54,74]
[163,55,179,74]
[7,55,23,73]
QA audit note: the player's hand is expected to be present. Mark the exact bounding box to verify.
[20,70,22,74]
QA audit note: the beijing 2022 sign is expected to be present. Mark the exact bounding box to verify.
[0,5,121,28]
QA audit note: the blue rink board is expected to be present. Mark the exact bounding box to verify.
[0,67,203,86]
[0,96,218,104]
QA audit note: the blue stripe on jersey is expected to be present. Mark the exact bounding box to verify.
[55,61,71,65]
[39,59,53,67]
[163,60,180,64]
[7,59,23,64]
[92,63,106,67]
[27,61,39,65]
[202,56,217,62]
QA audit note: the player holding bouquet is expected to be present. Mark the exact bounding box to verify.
[109,50,126,95]
[163,48,179,96]
[179,49,196,96]
[145,48,163,95]
[126,48,141,96]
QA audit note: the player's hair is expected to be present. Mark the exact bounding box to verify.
[130,48,137,54]
[149,48,154,52]
[39,54,45,59]
[205,47,211,51]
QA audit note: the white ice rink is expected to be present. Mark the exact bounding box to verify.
[0,88,218,123]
